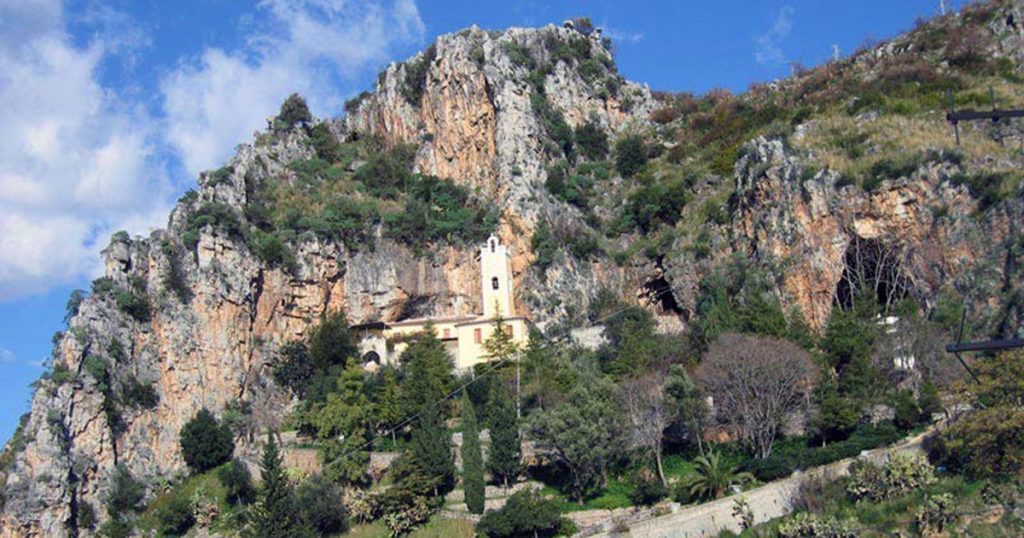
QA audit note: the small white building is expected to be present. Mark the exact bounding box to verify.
[353,234,530,370]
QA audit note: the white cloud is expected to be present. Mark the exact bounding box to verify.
[602,26,643,45]
[0,0,423,302]
[161,0,425,177]
[0,2,171,300]
[0,349,13,363]
[755,5,794,66]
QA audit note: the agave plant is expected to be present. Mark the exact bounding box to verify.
[680,450,754,501]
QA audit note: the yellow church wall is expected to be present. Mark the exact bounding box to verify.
[454,317,529,370]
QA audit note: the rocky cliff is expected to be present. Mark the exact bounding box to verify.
[3,5,1024,536]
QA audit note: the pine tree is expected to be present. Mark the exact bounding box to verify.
[372,364,403,446]
[460,395,485,514]
[410,404,454,497]
[486,381,521,488]
[246,434,310,538]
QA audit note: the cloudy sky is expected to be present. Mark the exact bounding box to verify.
[0,0,966,441]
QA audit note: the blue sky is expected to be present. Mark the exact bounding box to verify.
[0,0,970,442]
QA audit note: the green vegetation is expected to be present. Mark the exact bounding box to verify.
[403,44,437,104]
[179,409,235,474]
[275,93,312,131]
[614,135,648,178]
[485,381,521,488]
[459,396,485,514]
[476,489,574,538]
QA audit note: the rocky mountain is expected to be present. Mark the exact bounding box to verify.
[3,2,1024,535]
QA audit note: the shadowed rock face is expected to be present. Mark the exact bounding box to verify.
[3,14,1024,536]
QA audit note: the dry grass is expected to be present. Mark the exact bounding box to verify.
[795,112,1014,180]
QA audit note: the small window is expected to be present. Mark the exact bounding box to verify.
[491,277,499,290]
[443,328,451,338]
[490,239,496,253]
[504,325,513,337]
[474,328,482,344]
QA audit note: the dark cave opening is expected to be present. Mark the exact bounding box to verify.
[834,236,911,312]
[642,275,684,315]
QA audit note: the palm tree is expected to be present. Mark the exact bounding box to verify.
[681,450,754,501]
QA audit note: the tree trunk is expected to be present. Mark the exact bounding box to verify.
[655,449,667,487]
[691,414,705,457]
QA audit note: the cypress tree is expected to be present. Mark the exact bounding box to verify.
[410,404,455,497]
[400,328,454,417]
[486,382,521,488]
[246,434,310,538]
[461,395,485,514]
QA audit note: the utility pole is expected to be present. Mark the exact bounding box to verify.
[515,350,521,419]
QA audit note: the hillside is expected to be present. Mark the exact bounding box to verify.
[2,1,1024,536]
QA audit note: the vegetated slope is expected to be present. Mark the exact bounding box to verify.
[1,1,1023,535]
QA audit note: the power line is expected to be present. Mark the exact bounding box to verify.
[320,286,680,471]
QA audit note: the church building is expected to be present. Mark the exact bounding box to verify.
[355,234,530,370]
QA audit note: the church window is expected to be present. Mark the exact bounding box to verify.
[443,328,451,338]
[474,328,482,343]
[504,325,513,337]
[491,277,499,290]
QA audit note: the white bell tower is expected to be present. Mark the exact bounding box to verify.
[480,234,514,317]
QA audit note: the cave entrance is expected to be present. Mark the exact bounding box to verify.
[834,236,911,313]
[642,275,684,315]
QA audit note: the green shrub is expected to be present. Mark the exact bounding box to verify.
[276,93,312,131]
[531,93,574,157]
[106,465,145,518]
[501,41,535,69]
[574,121,609,161]
[51,362,76,385]
[545,33,590,64]
[869,155,920,182]
[122,377,159,409]
[950,172,1010,212]
[531,221,559,272]
[308,122,343,163]
[846,452,936,502]
[156,493,194,536]
[179,408,234,474]
[624,177,691,232]
[385,175,498,247]
[98,518,132,538]
[615,135,648,178]
[296,474,349,535]
[160,241,192,303]
[207,166,233,187]
[893,390,922,430]
[114,280,151,323]
[77,501,97,531]
[627,470,668,506]
[218,460,255,505]
[476,489,569,538]
[403,43,437,104]
[182,202,243,251]
[91,276,116,296]
[778,513,858,538]
[353,144,416,199]
[283,197,381,251]
[940,406,1024,477]
[250,229,295,269]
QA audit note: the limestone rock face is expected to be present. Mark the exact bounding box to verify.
[345,25,653,266]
